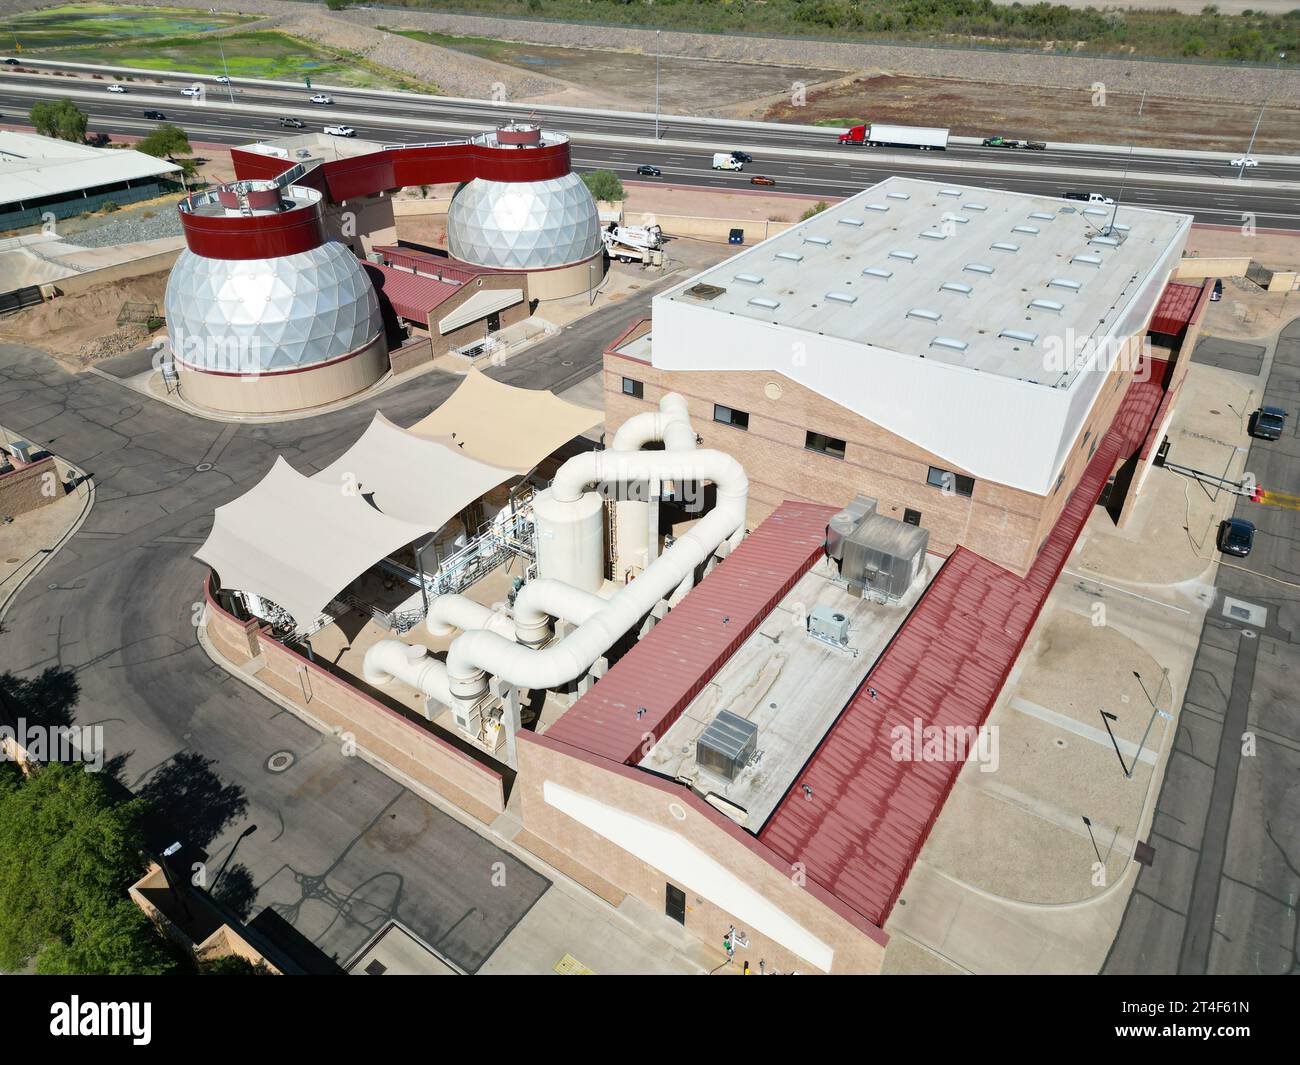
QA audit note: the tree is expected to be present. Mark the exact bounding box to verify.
[29,98,88,143]
[800,201,830,220]
[199,953,271,975]
[136,123,191,161]
[581,169,625,202]
[0,762,176,974]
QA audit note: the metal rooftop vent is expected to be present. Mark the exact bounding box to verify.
[864,203,890,212]
[906,307,942,322]
[696,709,758,783]
[888,249,918,262]
[940,281,973,296]
[1071,253,1103,267]
[1047,277,1083,291]
[862,266,893,280]
[733,272,764,284]
[887,191,911,200]
[825,291,858,305]
[963,262,995,275]
[1011,224,1040,235]
[963,202,989,211]
[1089,235,1121,247]
[990,241,1020,252]
[999,328,1038,344]
[930,336,969,352]
[748,296,781,309]
[1083,207,1109,217]
[920,229,947,240]
[1111,222,1132,232]
[838,217,865,227]
[686,282,727,301]
[804,235,832,247]
[775,251,805,262]
[1028,297,1065,313]
[942,213,970,224]
[939,188,962,197]
[1028,211,1055,221]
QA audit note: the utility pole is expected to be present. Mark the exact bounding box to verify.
[218,41,234,105]
[1239,52,1286,182]
[654,30,661,141]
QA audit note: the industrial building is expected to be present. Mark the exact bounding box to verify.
[0,130,181,233]
[605,177,1203,576]
[164,123,603,415]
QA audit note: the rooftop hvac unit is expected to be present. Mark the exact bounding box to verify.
[826,495,876,560]
[696,709,758,782]
[808,604,851,646]
[839,513,928,601]
[7,440,34,464]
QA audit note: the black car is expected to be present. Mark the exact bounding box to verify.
[143,109,166,120]
[730,150,753,163]
[279,116,306,128]
[3,58,19,66]
[1248,406,1287,440]
[1217,517,1255,558]
[636,164,662,177]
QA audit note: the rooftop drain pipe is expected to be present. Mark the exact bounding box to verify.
[363,639,452,711]
[444,447,748,706]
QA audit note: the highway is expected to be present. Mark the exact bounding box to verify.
[4,64,1300,230]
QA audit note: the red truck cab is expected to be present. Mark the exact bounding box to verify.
[838,124,868,145]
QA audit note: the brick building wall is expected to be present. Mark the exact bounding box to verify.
[0,456,61,521]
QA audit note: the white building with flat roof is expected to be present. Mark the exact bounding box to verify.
[651,177,1191,495]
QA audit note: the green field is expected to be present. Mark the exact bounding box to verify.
[6,3,255,51]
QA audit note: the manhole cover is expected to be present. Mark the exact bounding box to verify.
[560,359,574,366]
[195,462,214,473]
[5,558,18,564]
[1209,409,1220,415]
[266,750,295,773]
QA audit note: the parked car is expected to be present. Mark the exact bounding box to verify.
[635,164,662,177]
[310,93,333,104]
[1216,517,1255,558]
[143,109,167,120]
[180,86,202,97]
[278,116,306,128]
[750,175,776,186]
[1231,157,1259,168]
[324,124,355,137]
[1248,406,1287,440]
[730,150,753,163]
[106,84,126,93]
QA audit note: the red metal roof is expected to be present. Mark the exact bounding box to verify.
[543,500,838,764]
[372,245,504,284]
[757,377,1165,928]
[1149,281,1203,336]
[362,262,460,321]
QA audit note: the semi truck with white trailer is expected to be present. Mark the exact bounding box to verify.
[838,123,949,150]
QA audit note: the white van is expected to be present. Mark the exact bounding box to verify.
[712,153,743,171]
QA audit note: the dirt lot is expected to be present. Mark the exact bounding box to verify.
[0,270,168,364]
[760,73,1300,154]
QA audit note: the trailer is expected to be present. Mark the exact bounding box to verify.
[839,123,948,150]
[982,136,1047,150]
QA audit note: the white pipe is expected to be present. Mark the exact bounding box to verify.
[611,392,695,453]
[446,447,747,699]
[426,594,516,639]
[363,639,451,709]
[512,578,609,645]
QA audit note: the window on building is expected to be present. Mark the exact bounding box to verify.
[1053,472,1066,495]
[622,377,644,399]
[713,404,750,430]
[805,430,847,459]
[903,508,922,526]
[1080,430,1091,450]
[926,466,975,497]
[1088,437,1098,460]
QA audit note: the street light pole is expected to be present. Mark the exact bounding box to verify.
[654,30,661,141]
[1239,52,1285,182]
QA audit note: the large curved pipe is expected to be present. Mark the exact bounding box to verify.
[611,392,695,453]
[511,578,609,646]
[446,448,747,701]
[363,639,451,709]
[426,594,516,639]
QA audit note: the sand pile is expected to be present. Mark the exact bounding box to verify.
[0,270,169,361]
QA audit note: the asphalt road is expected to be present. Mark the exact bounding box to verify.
[0,277,664,972]
[4,67,1300,230]
[1105,316,1300,975]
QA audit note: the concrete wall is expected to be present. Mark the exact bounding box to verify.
[53,246,183,295]
[0,455,60,520]
[177,333,388,415]
[526,252,607,301]
[204,586,506,820]
[516,732,888,975]
[629,212,796,243]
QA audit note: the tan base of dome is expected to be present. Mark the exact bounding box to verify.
[176,333,388,415]
[526,253,607,300]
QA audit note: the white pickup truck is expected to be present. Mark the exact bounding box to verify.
[324,125,356,137]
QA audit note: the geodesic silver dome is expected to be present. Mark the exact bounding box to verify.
[447,172,601,270]
[165,241,382,375]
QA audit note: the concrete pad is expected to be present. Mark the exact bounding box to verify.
[1192,335,1266,375]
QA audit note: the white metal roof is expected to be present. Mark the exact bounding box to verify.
[0,130,180,208]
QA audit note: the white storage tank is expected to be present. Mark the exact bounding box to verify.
[532,487,604,593]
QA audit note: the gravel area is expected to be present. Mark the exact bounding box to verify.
[68,209,184,249]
